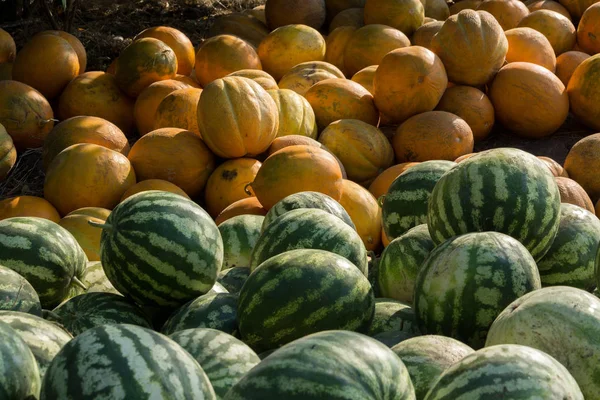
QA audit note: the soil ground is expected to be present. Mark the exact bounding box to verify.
[0,1,593,200]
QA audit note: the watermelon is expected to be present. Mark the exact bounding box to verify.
[261,191,356,232]
[224,330,416,400]
[0,264,42,316]
[40,324,217,400]
[218,215,264,270]
[162,292,238,336]
[0,321,40,399]
[217,267,249,294]
[368,299,421,337]
[378,224,435,303]
[52,292,152,336]
[392,335,474,400]
[249,208,368,275]
[367,255,381,297]
[372,330,418,348]
[427,148,561,261]
[210,282,229,294]
[80,261,120,295]
[0,217,87,308]
[486,286,600,400]
[414,231,541,349]
[239,249,374,352]
[169,328,260,399]
[424,345,583,399]
[94,191,224,308]
[382,160,456,241]
[0,310,73,380]
[537,203,600,290]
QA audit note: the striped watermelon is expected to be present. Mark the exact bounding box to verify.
[378,224,435,303]
[0,217,87,308]
[537,203,600,290]
[414,232,541,349]
[372,330,419,348]
[0,310,72,379]
[427,148,561,261]
[41,324,217,399]
[218,214,263,270]
[424,345,583,399]
[0,264,42,316]
[162,292,238,336]
[239,249,374,353]
[261,191,355,232]
[210,282,229,294]
[52,292,152,336]
[80,261,120,295]
[94,191,224,308]
[169,328,260,399]
[224,330,416,399]
[392,335,474,399]
[486,286,600,400]
[0,321,40,399]
[368,299,421,337]
[249,208,368,275]
[382,160,456,241]
[217,267,249,294]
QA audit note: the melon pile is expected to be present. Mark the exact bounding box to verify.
[1,0,600,398]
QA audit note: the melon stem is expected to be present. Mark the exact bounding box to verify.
[88,220,113,231]
[72,277,88,291]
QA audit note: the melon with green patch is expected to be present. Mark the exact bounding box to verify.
[217,267,250,294]
[427,148,561,261]
[368,298,421,337]
[414,231,541,349]
[0,264,42,316]
[0,321,41,400]
[218,214,263,270]
[80,261,120,295]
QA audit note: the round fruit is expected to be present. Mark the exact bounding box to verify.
[68,207,111,220]
[568,54,600,131]
[329,8,365,31]
[555,50,590,86]
[564,133,600,201]
[449,0,482,14]
[555,176,594,212]
[538,155,568,177]
[325,0,368,17]
[411,20,443,50]
[0,28,16,63]
[338,179,382,251]
[120,179,190,202]
[0,196,60,222]
[208,12,269,48]
[577,3,600,54]
[218,214,264,269]
[505,27,556,71]
[525,0,571,18]
[477,0,529,30]
[153,87,202,136]
[265,0,327,29]
[217,267,250,293]
[368,162,418,200]
[364,0,424,36]
[267,89,318,138]
[215,197,267,225]
[368,299,419,337]
[37,30,86,73]
[0,322,40,399]
[278,61,345,95]
[58,213,105,261]
[350,65,377,93]
[134,26,195,75]
[161,292,238,335]
[0,122,16,180]
[518,10,576,56]
[228,69,278,90]
[134,79,190,135]
[0,266,42,316]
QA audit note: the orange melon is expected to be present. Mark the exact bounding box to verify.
[555,50,590,86]
[153,88,203,136]
[338,179,382,251]
[245,5,267,25]
[194,35,262,87]
[59,214,105,261]
[278,61,346,95]
[411,21,444,50]
[557,0,599,20]
[0,28,16,63]
[42,116,130,171]
[215,197,267,225]
[134,26,195,75]
[208,12,270,49]
[37,30,87,73]
[329,8,365,32]
[0,196,60,222]
[422,0,450,20]
[368,162,419,200]
[567,54,600,130]
[0,80,54,150]
[227,69,279,90]
[477,0,530,30]
[127,128,215,198]
[267,89,318,138]
[204,158,262,218]
[325,26,357,76]
[120,179,190,202]
[44,143,136,215]
[538,156,568,177]
[504,27,556,72]
[364,0,425,36]
[265,0,327,30]
[173,74,201,88]
[449,0,482,14]
[518,10,576,56]
[564,133,600,201]
[134,79,190,136]
[67,207,112,220]
[577,3,600,55]
[0,123,16,181]
[524,0,571,19]
[197,76,279,158]
[555,176,595,213]
[325,0,367,18]
[58,71,135,134]
[351,65,377,93]
[257,24,326,81]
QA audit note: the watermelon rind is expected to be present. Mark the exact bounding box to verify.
[80,261,120,295]
[0,264,42,316]
[218,215,264,270]
[0,321,41,399]
[368,298,421,337]
[217,267,250,294]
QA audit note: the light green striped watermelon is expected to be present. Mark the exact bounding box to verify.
[424,344,583,399]
[414,231,541,349]
[537,203,600,290]
[0,264,42,316]
[94,191,224,308]
[486,286,600,400]
[392,335,474,400]
[0,217,87,308]
[218,215,263,270]
[80,261,120,295]
[261,191,355,232]
[169,328,260,399]
[427,148,561,261]
[378,224,435,303]
[40,324,217,400]
[0,321,40,399]
[382,160,456,241]
[0,310,73,380]
[249,208,368,275]
[162,293,238,336]
[224,330,416,400]
[368,299,421,337]
[239,249,374,353]
[52,292,152,336]
[217,267,249,294]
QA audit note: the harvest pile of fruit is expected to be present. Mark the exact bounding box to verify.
[1,0,600,398]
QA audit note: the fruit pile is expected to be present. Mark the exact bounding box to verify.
[1,0,600,398]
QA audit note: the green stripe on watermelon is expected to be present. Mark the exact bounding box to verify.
[224,330,416,400]
[217,267,249,294]
[81,261,120,295]
[162,293,238,336]
[94,191,224,308]
[218,215,263,270]
[414,231,541,349]
[0,217,87,308]
[239,249,374,353]
[368,298,421,337]
[427,148,561,261]
[382,160,456,241]
[249,208,368,275]
[0,321,40,399]
[169,328,260,399]
[41,323,217,400]
[372,330,419,348]
[0,264,42,316]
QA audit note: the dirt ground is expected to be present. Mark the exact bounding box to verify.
[0,1,594,200]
